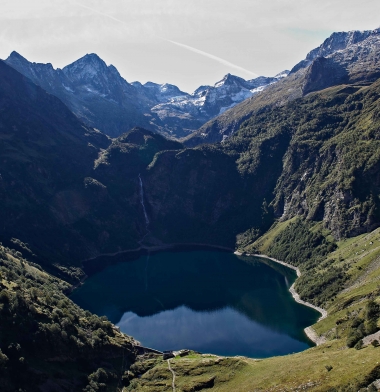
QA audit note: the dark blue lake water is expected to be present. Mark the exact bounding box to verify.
[71,250,319,358]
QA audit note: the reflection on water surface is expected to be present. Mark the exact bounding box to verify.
[71,250,319,357]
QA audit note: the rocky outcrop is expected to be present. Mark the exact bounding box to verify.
[290,29,374,74]
[302,57,348,94]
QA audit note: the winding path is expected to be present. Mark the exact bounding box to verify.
[167,359,176,392]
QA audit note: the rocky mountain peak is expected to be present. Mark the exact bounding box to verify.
[215,73,246,88]
[6,51,55,78]
[63,53,108,78]
[306,30,374,61]
[7,51,28,63]
[4,51,285,139]
[291,28,379,74]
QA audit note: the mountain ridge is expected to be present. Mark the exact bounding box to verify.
[5,51,287,139]
[185,27,380,147]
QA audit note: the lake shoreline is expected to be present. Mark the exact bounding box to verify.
[81,242,234,276]
[243,253,327,345]
[83,242,234,262]
[77,244,327,347]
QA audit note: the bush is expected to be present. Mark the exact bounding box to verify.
[83,368,109,392]
[347,331,362,348]
[371,340,379,347]
[0,290,10,304]
[354,339,363,350]
[352,318,364,328]
[366,301,380,321]
[366,320,378,335]
[0,349,9,369]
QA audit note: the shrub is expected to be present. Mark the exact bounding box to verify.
[351,318,364,328]
[347,331,362,348]
[366,320,378,335]
[0,290,10,304]
[0,349,9,369]
[354,339,364,350]
[366,301,380,321]
[371,340,379,347]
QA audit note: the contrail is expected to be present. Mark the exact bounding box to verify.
[165,39,258,78]
[70,1,258,78]
[69,1,125,24]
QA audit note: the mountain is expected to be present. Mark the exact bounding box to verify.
[5,52,286,138]
[3,26,380,270]
[185,28,380,146]
[143,80,380,247]
[2,26,380,390]
[132,71,288,136]
[0,60,183,278]
[5,52,154,137]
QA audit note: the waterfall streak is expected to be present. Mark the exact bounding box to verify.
[138,174,149,229]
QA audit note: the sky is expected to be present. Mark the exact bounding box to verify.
[1,0,379,93]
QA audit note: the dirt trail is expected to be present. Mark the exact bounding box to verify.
[167,359,176,392]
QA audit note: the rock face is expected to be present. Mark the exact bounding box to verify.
[302,57,349,94]
[186,28,380,147]
[290,29,374,73]
[5,52,285,139]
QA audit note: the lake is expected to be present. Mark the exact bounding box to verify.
[71,250,319,358]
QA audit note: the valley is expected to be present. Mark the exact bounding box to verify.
[1,25,380,391]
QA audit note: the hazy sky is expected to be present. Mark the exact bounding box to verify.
[1,0,379,92]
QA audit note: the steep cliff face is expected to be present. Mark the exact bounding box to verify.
[143,147,245,246]
[302,57,349,94]
[265,83,380,239]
